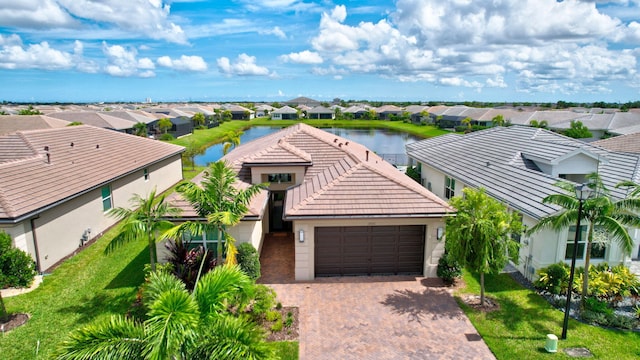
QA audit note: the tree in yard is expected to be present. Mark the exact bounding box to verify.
[163,161,265,265]
[528,173,640,304]
[446,187,522,306]
[106,188,181,272]
[491,114,505,127]
[192,112,205,127]
[529,119,549,129]
[133,122,148,137]
[563,120,592,139]
[18,105,41,115]
[183,139,200,171]
[54,266,273,360]
[158,117,173,134]
[461,117,472,130]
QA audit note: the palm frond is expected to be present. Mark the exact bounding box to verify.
[54,316,146,360]
[193,265,253,318]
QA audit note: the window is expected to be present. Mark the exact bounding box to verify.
[101,185,112,212]
[445,176,456,199]
[182,230,226,258]
[143,168,149,181]
[267,173,293,183]
[565,225,607,260]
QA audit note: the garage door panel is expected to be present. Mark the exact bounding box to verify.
[315,225,425,277]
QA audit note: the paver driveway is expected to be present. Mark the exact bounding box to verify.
[268,277,495,360]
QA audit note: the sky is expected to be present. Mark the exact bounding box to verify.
[0,0,639,103]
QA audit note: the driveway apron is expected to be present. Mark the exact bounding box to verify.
[268,277,496,360]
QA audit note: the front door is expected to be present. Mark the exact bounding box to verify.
[269,191,291,232]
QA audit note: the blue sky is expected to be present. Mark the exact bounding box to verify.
[0,0,639,103]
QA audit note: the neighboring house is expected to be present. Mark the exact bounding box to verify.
[307,106,334,120]
[48,111,138,132]
[222,104,254,120]
[144,108,194,137]
[169,123,453,280]
[405,105,431,124]
[284,96,321,108]
[255,104,275,117]
[375,105,404,120]
[343,105,369,119]
[270,106,299,120]
[0,115,71,135]
[0,126,184,272]
[407,126,640,280]
[592,132,640,154]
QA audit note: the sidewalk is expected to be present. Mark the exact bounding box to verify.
[0,275,43,298]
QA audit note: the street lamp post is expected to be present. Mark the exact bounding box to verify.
[561,183,592,340]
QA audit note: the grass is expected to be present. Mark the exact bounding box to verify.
[0,190,298,359]
[456,270,640,359]
[167,118,449,153]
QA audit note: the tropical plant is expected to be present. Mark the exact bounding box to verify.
[222,130,243,155]
[18,105,42,115]
[563,120,593,138]
[461,117,472,130]
[529,119,549,129]
[534,262,571,295]
[192,112,205,127]
[0,231,37,289]
[528,173,640,304]
[133,122,148,137]
[54,266,274,360]
[163,161,265,265]
[164,239,216,291]
[158,117,173,134]
[106,188,181,272]
[446,187,522,305]
[491,114,505,127]
[436,252,462,285]
[237,242,261,280]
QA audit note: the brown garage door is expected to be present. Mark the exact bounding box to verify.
[315,225,425,276]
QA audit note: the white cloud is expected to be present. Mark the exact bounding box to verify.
[280,50,323,64]
[157,55,207,71]
[217,53,271,76]
[0,34,73,70]
[259,26,287,39]
[0,0,187,44]
[102,42,155,77]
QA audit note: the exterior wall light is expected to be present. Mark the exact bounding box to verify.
[299,229,305,242]
[436,227,444,240]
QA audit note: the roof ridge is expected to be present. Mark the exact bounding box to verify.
[291,157,356,211]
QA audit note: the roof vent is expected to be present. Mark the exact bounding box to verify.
[334,138,338,143]
[70,142,74,147]
[486,161,490,167]
[345,141,349,145]
[44,146,49,151]
[339,143,343,147]
[366,150,369,161]
[96,144,100,149]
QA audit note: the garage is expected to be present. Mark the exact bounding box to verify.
[314,225,425,276]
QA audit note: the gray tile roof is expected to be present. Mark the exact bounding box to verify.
[407,126,640,219]
[0,126,184,221]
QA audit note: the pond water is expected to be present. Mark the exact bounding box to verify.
[194,126,421,166]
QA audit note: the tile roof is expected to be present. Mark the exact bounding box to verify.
[0,115,70,135]
[0,126,184,221]
[48,111,137,130]
[216,123,452,219]
[593,133,640,154]
[407,126,640,220]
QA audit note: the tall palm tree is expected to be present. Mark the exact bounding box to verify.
[528,173,640,303]
[106,188,181,271]
[54,266,273,360]
[133,122,148,137]
[164,161,265,265]
[222,130,242,155]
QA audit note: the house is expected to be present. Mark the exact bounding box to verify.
[254,104,275,117]
[0,125,184,272]
[284,96,321,108]
[169,123,453,280]
[143,108,194,137]
[406,126,640,280]
[592,132,640,154]
[48,111,140,132]
[270,106,299,120]
[375,105,404,120]
[222,104,254,120]
[307,106,334,120]
[343,105,369,119]
[0,115,71,135]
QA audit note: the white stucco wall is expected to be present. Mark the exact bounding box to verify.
[293,217,446,281]
[12,155,183,271]
[420,163,466,200]
[250,166,306,189]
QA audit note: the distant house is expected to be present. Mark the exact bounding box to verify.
[144,108,194,137]
[284,96,321,108]
[48,111,139,133]
[255,104,275,117]
[168,124,452,280]
[0,115,70,135]
[343,105,369,119]
[307,106,334,120]
[271,105,299,120]
[375,105,404,120]
[592,132,640,154]
[407,126,640,281]
[0,126,184,272]
[221,104,254,120]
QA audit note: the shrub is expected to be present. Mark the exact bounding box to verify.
[271,319,283,332]
[0,231,37,289]
[159,133,175,141]
[534,263,569,295]
[437,252,461,285]
[584,297,613,316]
[251,284,277,319]
[164,239,216,291]
[284,312,294,328]
[237,242,261,280]
[265,310,281,322]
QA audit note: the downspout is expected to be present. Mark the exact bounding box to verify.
[30,216,43,274]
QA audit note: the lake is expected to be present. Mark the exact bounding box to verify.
[194,126,421,166]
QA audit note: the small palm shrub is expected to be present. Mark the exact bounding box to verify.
[251,285,277,320]
[437,252,461,285]
[158,133,175,141]
[534,262,570,295]
[164,239,216,291]
[237,242,261,280]
[0,231,36,288]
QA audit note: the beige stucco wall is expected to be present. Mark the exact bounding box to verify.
[293,217,446,281]
[12,154,182,271]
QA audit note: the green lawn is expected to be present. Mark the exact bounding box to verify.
[168,119,449,153]
[456,271,640,359]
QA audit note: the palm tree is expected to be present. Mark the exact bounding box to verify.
[54,266,273,360]
[106,188,181,271]
[133,122,148,137]
[528,173,640,303]
[164,161,265,265]
[222,130,242,155]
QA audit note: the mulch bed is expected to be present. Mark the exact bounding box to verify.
[264,306,299,342]
[461,295,501,312]
[0,313,29,333]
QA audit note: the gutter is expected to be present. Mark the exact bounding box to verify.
[29,216,42,274]
[283,212,453,221]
